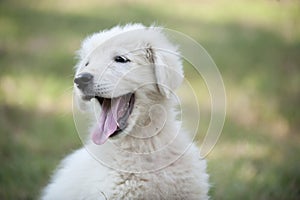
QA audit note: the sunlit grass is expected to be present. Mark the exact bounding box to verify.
[209,122,300,199]
[0,75,73,113]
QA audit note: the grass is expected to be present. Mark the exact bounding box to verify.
[0,0,300,199]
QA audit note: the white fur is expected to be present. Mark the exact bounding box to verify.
[41,24,209,200]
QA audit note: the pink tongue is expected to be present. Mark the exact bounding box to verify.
[92,96,128,145]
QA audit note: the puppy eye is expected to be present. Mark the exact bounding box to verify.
[114,55,130,63]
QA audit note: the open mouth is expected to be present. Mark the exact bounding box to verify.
[91,93,135,145]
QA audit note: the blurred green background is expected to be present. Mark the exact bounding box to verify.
[1,0,299,199]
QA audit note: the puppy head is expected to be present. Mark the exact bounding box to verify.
[74,24,184,144]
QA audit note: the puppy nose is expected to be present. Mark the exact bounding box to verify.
[74,73,93,90]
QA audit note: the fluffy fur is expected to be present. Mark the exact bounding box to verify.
[41,24,209,200]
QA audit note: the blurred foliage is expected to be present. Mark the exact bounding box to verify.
[0,0,300,199]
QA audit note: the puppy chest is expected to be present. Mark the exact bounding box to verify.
[109,171,190,199]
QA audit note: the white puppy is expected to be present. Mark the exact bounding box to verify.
[41,24,209,200]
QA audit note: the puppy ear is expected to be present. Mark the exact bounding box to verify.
[148,47,184,98]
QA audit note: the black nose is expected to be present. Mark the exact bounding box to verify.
[74,73,93,90]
